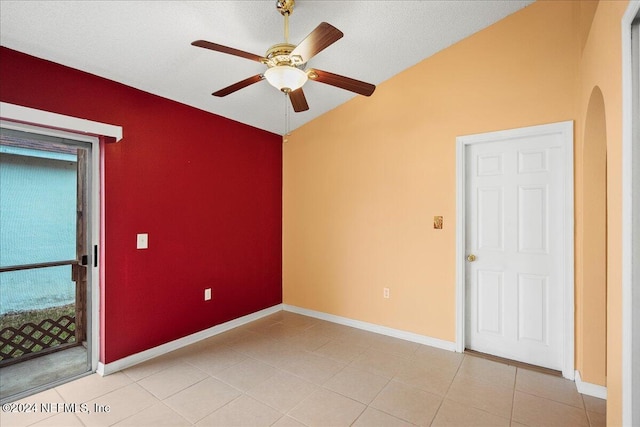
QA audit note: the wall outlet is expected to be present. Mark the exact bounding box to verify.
[204,288,212,301]
[383,287,390,299]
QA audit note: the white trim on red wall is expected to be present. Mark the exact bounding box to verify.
[97,305,283,376]
[0,102,122,141]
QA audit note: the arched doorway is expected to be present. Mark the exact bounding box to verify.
[580,86,608,386]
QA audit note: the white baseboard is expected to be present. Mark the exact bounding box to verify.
[283,304,457,352]
[97,304,283,376]
[97,303,459,376]
[575,370,607,399]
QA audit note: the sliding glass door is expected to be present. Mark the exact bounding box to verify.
[0,127,93,402]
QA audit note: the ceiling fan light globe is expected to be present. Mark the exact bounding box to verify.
[264,66,307,92]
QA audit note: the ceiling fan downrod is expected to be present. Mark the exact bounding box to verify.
[277,0,295,44]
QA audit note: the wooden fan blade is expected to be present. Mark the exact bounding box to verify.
[289,88,309,112]
[290,22,343,63]
[212,75,264,97]
[192,40,266,63]
[308,69,376,96]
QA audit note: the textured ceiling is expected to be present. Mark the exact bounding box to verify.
[0,0,533,135]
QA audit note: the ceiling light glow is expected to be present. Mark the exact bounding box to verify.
[264,66,308,93]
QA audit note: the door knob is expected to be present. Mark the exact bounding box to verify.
[467,254,477,262]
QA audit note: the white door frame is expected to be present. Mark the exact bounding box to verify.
[0,102,122,373]
[455,121,574,380]
[622,2,640,425]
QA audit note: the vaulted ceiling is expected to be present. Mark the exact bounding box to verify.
[0,1,533,135]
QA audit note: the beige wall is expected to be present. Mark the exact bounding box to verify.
[577,85,607,387]
[284,0,578,339]
[575,1,628,424]
[283,0,627,422]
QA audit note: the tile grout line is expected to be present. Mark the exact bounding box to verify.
[581,393,590,427]
[429,353,468,426]
[510,367,518,425]
[318,331,412,426]
[349,371,393,426]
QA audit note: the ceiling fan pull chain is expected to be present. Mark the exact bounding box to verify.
[287,92,292,136]
[284,92,290,137]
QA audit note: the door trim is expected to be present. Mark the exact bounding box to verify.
[0,102,122,142]
[622,3,640,425]
[455,121,574,380]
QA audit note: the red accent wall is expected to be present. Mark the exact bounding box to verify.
[0,47,283,363]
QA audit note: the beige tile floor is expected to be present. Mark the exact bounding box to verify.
[0,311,606,426]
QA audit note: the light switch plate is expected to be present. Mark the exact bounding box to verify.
[136,233,148,249]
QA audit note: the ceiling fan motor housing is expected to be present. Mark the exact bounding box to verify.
[265,43,303,67]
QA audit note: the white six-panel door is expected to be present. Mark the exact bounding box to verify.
[462,123,572,371]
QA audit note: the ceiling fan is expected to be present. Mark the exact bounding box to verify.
[191,0,376,113]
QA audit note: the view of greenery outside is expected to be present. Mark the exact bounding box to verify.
[0,304,75,330]
[0,304,76,360]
